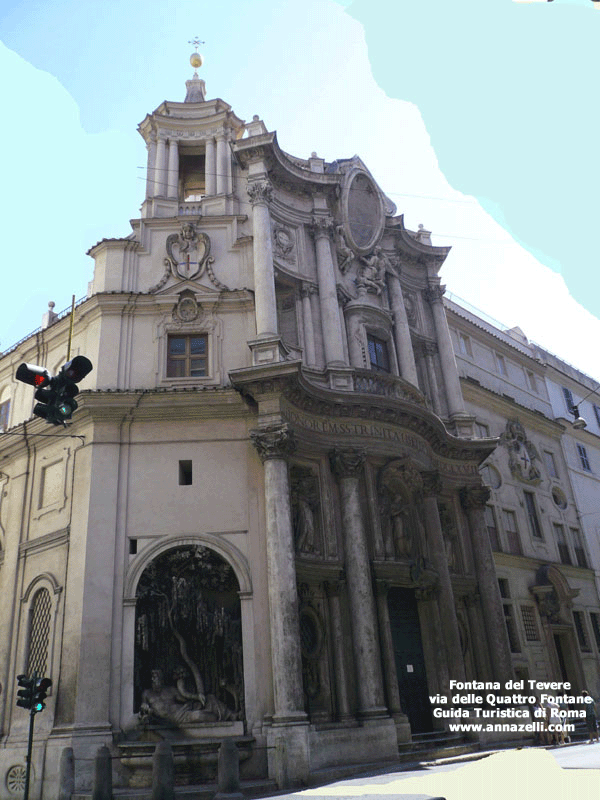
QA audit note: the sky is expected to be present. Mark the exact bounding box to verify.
[0,0,599,382]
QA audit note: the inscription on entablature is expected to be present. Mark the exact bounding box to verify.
[281,407,480,477]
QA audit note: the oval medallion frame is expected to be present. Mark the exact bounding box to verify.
[341,169,385,255]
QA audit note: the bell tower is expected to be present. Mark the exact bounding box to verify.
[137,41,244,219]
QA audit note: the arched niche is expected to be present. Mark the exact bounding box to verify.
[133,543,244,721]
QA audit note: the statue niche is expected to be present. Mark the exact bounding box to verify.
[134,545,243,727]
[290,466,322,556]
[378,459,424,561]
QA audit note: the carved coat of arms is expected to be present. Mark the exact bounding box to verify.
[166,223,213,281]
[499,419,541,484]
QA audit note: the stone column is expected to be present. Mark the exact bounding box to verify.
[388,273,418,386]
[375,581,404,717]
[420,472,466,682]
[300,283,317,367]
[216,134,227,195]
[153,134,167,197]
[205,137,217,196]
[329,449,387,718]
[460,485,513,684]
[167,138,179,199]
[250,425,307,722]
[423,342,443,416]
[312,217,346,366]
[424,284,465,418]
[146,137,157,197]
[324,581,352,720]
[248,180,278,338]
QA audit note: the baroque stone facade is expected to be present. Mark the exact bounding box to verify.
[0,70,599,799]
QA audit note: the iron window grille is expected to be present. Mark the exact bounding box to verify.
[27,588,52,677]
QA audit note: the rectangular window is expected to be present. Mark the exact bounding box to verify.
[0,399,9,432]
[485,506,501,552]
[577,443,591,472]
[524,491,543,539]
[594,404,600,428]
[503,510,522,555]
[526,370,538,393]
[503,604,521,653]
[494,352,507,376]
[498,578,510,599]
[167,334,208,378]
[590,613,600,651]
[570,528,589,568]
[179,460,193,486]
[553,523,572,565]
[367,334,390,373]
[458,333,472,357]
[520,606,540,641]
[573,611,591,652]
[562,386,576,414]
[544,451,558,478]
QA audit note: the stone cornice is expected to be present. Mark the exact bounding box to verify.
[386,214,451,269]
[229,361,496,464]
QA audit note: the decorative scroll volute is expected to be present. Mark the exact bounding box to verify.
[250,424,296,461]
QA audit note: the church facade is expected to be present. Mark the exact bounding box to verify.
[0,68,598,797]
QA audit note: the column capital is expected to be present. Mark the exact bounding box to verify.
[423,284,446,304]
[250,424,296,461]
[323,578,345,598]
[301,281,318,298]
[247,179,273,206]
[420,470,443,497]
[460,484,491,510]
[329,448,366,479]
[310,215,335,240]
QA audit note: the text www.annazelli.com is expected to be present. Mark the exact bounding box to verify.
[448,723,575,733]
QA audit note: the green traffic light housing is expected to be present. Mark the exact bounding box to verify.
[32,677,52,713]
[15,356,93,425]
[16,674,35,710]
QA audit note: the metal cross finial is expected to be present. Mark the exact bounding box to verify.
[189,37,205,52]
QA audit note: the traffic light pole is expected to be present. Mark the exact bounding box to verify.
[23,705,36,800]
[23,671,37,800]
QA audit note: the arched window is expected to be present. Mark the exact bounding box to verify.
[27,588,52,676]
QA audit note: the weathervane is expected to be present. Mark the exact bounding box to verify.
[188,37,205,77]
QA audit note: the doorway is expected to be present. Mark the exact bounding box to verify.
[388,587,433,733]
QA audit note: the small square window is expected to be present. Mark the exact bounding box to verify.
[367,334,390,373]
[167,334,208,378]
[179,460,193,485]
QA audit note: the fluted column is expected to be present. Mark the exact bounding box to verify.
[420,472,465,682]
[146,137,157,198]
[424,284,465,418]
[153,134,167,197]
[312,217,346,366]
[388,273,418,386]
[300,283,317,367]
[205,137,216,196]
[324,581,352,720]
[248,180,278,338]
[330,449,386,718]
[216,134,227,195]
[167,139,179,199]
[250,425,307,722]
[461,485,513,684]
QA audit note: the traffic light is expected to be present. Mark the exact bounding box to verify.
[16,356,93,426]
[32,677,52,713]
[16,674,35,710]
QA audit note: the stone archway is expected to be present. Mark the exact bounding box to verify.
[134,544,243,723]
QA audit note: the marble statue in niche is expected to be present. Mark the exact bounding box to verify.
[290,467,322,555]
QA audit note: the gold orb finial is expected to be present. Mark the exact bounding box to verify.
[188,37,205,76]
